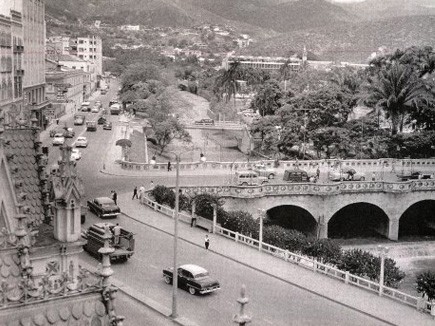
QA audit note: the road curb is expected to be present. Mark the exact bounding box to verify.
[120,212,398,326]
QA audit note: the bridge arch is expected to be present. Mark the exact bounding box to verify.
[399,200,435,239]
[328,202,389,239]
[266,205,317,236]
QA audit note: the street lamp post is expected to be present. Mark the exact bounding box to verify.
[378,245,389,296]
[171,153,181,318]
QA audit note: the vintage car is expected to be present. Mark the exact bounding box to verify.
[74,114,85,125]
[283,169,309,183]
[234,170,268,186]
[75,136,88,148]
[86,121,97,131]
[328,170,365,181]
[103,121,112,130]
[52,133,65,146]
[64,127,75,138]
[91,105,100,113]
[82,222,134,262]
[87,197,120,219]
[98,116,107,125]
[252,163,276,179]
[162,264,220,295]
[70,148,82,161]
[397,171,434,181]
[50,127,64,137]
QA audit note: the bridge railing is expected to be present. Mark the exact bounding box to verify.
[140,193,433,314]
[121,157,435,173]
[181,179,435,197]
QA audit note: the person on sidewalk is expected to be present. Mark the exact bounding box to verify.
[150,180,154,190]
[191,214,197,227]
[204,234,210,250]
[167,161,172,172]
[138,185,145,199]
[111,190,118,205]
[132,186,138,199]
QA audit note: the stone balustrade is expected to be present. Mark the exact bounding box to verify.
[181,180,435,198]
[121,157,435,173]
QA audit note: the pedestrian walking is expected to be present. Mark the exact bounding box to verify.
[167,161,172,172]
[204,234,210,250]
[150,180,154,189]
[316,166,320,179]
[139,185,145,199]
[112,191,118,205]
[132,186,138,199]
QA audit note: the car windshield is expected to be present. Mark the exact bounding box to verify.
[193,272,209,279]
[54,133,63,137]
[77,137,86,141]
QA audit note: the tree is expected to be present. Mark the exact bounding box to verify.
[311,127,351,159]
[120,63,162,93]
[251,79,283,117]
[361,62,430,135]
[416,271,435,300]
[214,61,242,104]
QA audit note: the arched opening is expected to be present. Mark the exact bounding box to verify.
[399,200,435,239]
[266,205,317,236]
[329,203,389,239]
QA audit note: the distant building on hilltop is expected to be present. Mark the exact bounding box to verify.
[120,25,140,31]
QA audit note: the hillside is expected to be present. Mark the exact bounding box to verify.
[336,0,435,20]
[238,15,435,63]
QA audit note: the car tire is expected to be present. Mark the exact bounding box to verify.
[268,174,275,179]
[188,287,196,295]
[360,176,365,181]
[164,275,172,284]
[242,182,248,186]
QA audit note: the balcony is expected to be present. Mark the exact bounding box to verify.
[15,69,24,76]
[13,45,24,53]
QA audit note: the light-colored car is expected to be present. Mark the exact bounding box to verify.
[52,133,65,146]
[75,136,88,148]
[253,163,276,179]
[91,106,99,113]
[70,148,82,161]
[328,170,365,181]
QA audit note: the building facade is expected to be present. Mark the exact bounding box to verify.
[45,60,88,120]
[22,0,49,128]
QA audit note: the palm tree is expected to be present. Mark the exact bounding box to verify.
[362,63,429,135]
[278,60,294,91]
[215,61,242,105]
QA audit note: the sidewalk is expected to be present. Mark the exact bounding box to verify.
[117,191,434,326]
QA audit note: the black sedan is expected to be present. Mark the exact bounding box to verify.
[98,116,107,125]
[87,197,120,219]
[162,264,220,295]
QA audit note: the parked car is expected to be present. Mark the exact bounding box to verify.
[194,118,214,126]
[253,163,276,179]
[234,170,268,186]
[86,121,97,131]
[87,197,121,219]
[397,171,434,181]
[74,114,85,125]
[82,222,135,262]
[103,121,112,130]
[64,127,75,138]
[70,148,82,161]
[100,89,107,95]
[95,100,102,108]
[75,136,88,148]
[52,133,65,146]
[98,116,107,125]
[50,128,63,137]
[162,264,220,295]
[91,106,100,113]
[81,101,91,112]
[329,169,365,181]
[283,169,309,183]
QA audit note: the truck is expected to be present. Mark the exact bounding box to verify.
[110,103,122,115]
[82,222,135,262]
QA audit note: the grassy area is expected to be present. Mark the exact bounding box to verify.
[129,130,146,163]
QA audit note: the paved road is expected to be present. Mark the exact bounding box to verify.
[80,210,392,326]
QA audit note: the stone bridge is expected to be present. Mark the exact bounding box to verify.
[181,180,435,241]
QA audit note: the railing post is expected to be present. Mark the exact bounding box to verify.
[235,232,239,242]
[284,250,289,262]
[258,209,264,252]
[313,259,317,273]
[212,204,217,234]
[345,271,349,284]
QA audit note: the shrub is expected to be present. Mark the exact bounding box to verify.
[151,185,174,206]
[263,226,308,253]
[220,210,259,239]
[193,193,221,220]
[302,238,342,264]
[336,249,405,288]
[416,271,435,300]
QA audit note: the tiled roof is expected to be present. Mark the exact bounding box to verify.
[0,250,22,287]
[3,129,45,227]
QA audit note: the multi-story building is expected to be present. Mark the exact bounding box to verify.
[45,59,88,120]
[47,35,102,91]
[21,0,49,128]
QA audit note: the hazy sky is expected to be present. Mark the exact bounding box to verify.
[332,0,366,3]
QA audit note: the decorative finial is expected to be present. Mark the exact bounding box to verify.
[233,284,251,325]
